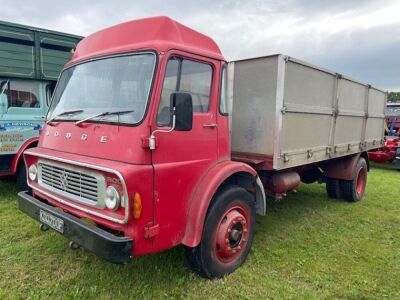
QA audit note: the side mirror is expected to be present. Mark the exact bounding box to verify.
[0,93,8,114]
[170,92,193,131]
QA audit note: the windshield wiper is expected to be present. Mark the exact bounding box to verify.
[46,109,84,125]
[75,110,135,126]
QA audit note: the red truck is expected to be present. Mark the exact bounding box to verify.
[17,17,387,278]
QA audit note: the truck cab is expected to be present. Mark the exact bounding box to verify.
[19,17,251,276]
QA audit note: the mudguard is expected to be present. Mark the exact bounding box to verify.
[182,160,257,247]
[10,137,38,174]
[323,153,369,181]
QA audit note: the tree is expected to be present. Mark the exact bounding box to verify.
[388,92,400,102]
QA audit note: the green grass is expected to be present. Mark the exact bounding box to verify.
[1,163,399,299]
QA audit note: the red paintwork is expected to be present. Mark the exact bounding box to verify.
[25,147,154,255]
[69,16,223,66]
[368,138,400,163]
[150,48,221,250]
[40,122,151,165]
[0,137,38,176]
[182,160,256,247]
[24,17,260,258]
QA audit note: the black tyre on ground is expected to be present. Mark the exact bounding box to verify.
[339,157,368,202]
[326,177,341,198]
[185,185,256,279]
[16,163,30,191]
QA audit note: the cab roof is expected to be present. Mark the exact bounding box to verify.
[69,16,224,65]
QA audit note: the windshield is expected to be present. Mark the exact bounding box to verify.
[47,53,156,125]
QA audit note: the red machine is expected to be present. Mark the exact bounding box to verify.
[16,17,384,278]
[368,137,400,163]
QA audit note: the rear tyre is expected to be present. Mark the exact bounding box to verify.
[340,157,368,202]
[185,185,256,279]
[326,177,341,198]
[16,163,30,192]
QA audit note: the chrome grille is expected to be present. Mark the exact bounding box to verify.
[38,159,106,207]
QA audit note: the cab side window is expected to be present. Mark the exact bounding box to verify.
[157,58,179,125]
[157,57,212,126]
[1,79,41,108]
[180,60,212,112]
[219,64,228,115]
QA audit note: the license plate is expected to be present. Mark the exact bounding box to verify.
[39,210,64,233]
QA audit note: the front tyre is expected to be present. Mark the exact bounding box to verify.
[185,185,256,279]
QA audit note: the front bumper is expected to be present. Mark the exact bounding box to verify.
[18,191,133,264]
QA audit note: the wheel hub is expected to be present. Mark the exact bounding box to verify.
[356,166,366,196]
[215,207,249,262]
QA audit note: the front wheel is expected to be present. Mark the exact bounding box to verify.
[185,185,256,278]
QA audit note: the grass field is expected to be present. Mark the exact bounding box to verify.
[0,163,399,299]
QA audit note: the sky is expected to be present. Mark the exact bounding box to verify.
[1,0,399,91]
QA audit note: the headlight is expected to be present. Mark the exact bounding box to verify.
[105,186,120,210]
[28,164,38,181]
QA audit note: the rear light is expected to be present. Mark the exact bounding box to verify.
[133,193,142,219]
[105,186,120,210]
[28,164,38,181]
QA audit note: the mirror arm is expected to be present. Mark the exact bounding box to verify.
[149,108,176,150]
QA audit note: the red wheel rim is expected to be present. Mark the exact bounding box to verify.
[356,166,366,196]
[214,204,250,264]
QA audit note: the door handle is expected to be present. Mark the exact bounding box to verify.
[202,123,217,128]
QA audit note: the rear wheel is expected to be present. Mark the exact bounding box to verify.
[326,177,341,198]
[340,157,368,202]
[185,185,256,278]
[16,163,30,191]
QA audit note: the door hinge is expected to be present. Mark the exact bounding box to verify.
[144,223,159,239]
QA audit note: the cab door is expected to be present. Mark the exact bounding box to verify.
[151,53,220,251]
